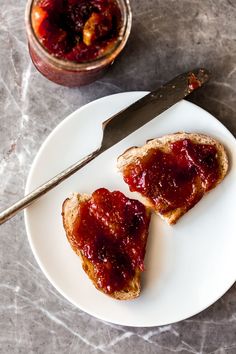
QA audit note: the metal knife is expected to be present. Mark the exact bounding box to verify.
[0,68,210,225]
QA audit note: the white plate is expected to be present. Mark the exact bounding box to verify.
[25,92,236,327]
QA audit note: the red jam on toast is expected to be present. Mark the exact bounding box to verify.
[69,188,150,294]
[122,139,220,214]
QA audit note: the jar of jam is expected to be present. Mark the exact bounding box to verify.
[25,0,132,86]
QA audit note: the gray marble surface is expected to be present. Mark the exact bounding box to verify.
[1,0,236,353]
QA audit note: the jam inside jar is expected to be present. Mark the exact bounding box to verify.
[25,0,132,86]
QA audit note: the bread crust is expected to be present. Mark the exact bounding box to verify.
[62,193,149,300]
[117,133,228,224]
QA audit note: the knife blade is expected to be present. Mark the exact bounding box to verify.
[101,68,209,150]
[0,68,209,225]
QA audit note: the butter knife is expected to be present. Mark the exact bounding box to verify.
[0,68,209,225]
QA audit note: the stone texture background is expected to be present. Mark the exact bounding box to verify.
[0,0,236,353]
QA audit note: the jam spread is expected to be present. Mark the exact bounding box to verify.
[123,139,220,214]
[31,0,121,62]
[188,73,201,91]
[71,188,150,294]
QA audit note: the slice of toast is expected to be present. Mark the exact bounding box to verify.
[117,133,228,225]
[62,189,151,300]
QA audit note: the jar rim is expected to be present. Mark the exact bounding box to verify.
[25,0,132,71]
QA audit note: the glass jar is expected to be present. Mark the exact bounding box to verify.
[25,0,132,87]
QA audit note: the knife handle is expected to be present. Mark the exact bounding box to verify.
[0,148,100,225]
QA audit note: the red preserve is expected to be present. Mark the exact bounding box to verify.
[71,188,150,294]
[123,139,220,214]
[25,0,132,86]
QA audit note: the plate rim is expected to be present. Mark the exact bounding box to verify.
[24,91,236,327]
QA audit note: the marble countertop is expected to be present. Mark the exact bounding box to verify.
[1,0,236,353]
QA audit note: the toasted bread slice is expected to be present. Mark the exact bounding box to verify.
[62,189,151,300]
[117,133,228,224]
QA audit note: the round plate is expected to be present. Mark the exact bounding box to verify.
[25,92,236,327]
